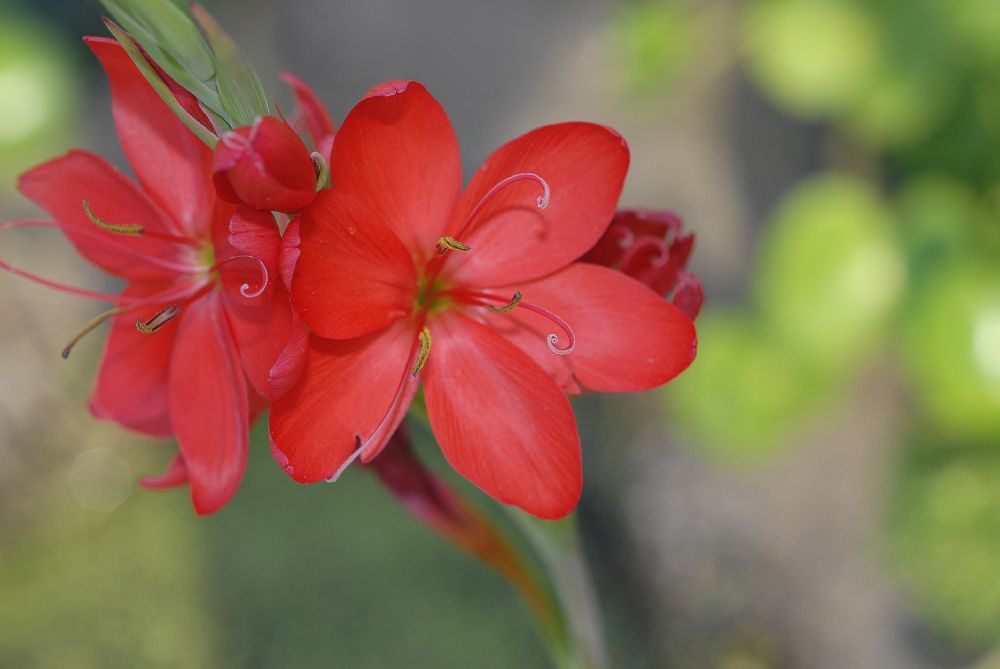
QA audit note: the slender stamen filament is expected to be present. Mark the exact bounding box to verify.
[210,254,270,298]
[81,199,202,248]
[436,236,471,254]
[441,172,552,254]
[0,221,200,290]
[330,324,430,483]
[135,305,181,334]
[59,282,209,358]
[411,327,432,376]
[439,289,576,356]
[61,306,127,359]
[518,302,576,355]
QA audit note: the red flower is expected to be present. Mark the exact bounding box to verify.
[582,209,704,319]
[270,81,697,519]
[213,115,318,213]
[1,38,305,514]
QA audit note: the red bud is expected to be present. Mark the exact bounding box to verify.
[213,116,317,213]
[583,209,704,319]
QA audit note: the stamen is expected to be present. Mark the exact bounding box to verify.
[436,236,471,254]
[450,171,551,245]
[81,200,202,248]
[1,220,202,275]
[83,199,144,236]
[61,306,127,359]
[135,305,181,334]
[411,327,432,376]
[311,151,330,191]
[438,289,576,356]
[486,291,522,314]
[335,325,429,481]
[517,302,576,355]
[211,254,270,298]
[325,437,364,483]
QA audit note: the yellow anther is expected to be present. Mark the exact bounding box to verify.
[486,291,523,314]
[436,236,471,254]
[136,305,181,334]
[411,327,432,376]
[61,306,128,359]
[83,199,144,236]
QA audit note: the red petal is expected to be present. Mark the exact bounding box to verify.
[292,189,417,339]
[17,151,193,282]
[168,292,249,515]
[220,206,307,399]
[226,205,281,268]
[139,453,188,489]
[671,271,704,320]
[494,263,697,392]
[266,312,309,399]
[268,320,416,483]
[279,217,301,291]
[444,123,629,287]
[87,38,213,238]
[222,277,305,401]
[89,283,180,438]
[330,81,461,262]
[423,311,581,520]
[280,71,337,149]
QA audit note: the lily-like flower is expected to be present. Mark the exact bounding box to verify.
[213,115,319,214]
[582,209,704,319]
[2,38,305,514]
[270,81,697,519]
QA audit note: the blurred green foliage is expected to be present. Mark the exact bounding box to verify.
[0,423,547,669]
[888,440,1000,651]
[613,0,1000,653]
[0,15,81,192]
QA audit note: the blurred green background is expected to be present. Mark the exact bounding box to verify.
[1,0,999,667]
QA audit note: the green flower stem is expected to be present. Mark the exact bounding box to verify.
[403,402,607,668]
[504,509,608,669]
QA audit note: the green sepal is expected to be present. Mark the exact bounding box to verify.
[190,3,270,127]
[103,18,219,148]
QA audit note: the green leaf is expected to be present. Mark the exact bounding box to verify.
[103,19,218,148]
[190,3,269,126]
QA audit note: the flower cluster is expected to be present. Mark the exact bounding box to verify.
[1,14,699,520]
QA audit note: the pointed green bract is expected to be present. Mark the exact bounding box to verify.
[100,0,215,81]
[190,3,269,126]
[103,19,219,147]
[99,0,227,122]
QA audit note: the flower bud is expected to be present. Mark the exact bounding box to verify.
[213,116,317,213]
[584,209,704,319]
